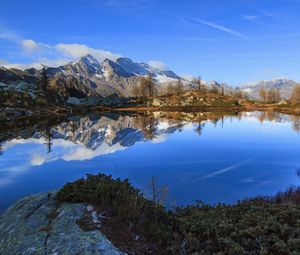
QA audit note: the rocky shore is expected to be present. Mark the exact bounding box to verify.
[0,191,125,255]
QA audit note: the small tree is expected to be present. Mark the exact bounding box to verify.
[221,83,225,96]
[290,84,300,105]
[291,116,300,133]
[140,75,156,98]
[210,83,219,93]
[0,141,3,156]
[175,78,183,93]
[131,84,140,99]
[166,82,175,95]
[40,65,48,92]
[259,86,267,102]
[149,176,169,206]
[192,76,204,92]
[267,89,275,103]
[275,88,281,103]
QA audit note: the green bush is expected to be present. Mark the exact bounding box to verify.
[56,174,300,254]
[56,174,175,246]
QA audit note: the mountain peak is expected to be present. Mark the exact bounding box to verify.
[102,58,115,65]
[117,57,134,64]
[79,54,99,66]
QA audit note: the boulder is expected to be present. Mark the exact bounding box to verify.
[4,107,22,117]
[152,98,163,107]
[85,96,103,106]
[0,192,125,255]
[67,97,82,105]
[277,100,288,105]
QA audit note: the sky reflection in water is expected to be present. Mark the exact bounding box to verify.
[1,111,300,211]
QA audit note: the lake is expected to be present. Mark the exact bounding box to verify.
[1,111,300,211]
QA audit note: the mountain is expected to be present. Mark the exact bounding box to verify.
[0,54,183,99]
[1,114,187,162]
[240,78,298,99]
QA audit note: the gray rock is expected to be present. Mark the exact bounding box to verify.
[4,107,22,117]
[66,97,82,105]
[85,96,103,106]
[0,192,125,255]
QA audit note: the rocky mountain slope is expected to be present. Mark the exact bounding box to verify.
[0,54,182,99]
[240,78,298,99]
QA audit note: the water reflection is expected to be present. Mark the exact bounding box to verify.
[1,111,300,210]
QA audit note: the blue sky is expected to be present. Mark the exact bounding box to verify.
[0,0,299,85]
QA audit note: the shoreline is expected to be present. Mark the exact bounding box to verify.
[2,174,300,254]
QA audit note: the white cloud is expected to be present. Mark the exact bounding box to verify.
[21,39,39,53]
[148,60,168,71]
[30,154,46,166]
[55,43,121,62]
[0,42,122,70]
[0,25,122,69]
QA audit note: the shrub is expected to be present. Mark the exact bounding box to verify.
[56,174,175,247]
[56,174,300,254]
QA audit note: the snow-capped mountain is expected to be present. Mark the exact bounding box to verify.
[240,78,298,99]
[0,54,183,98]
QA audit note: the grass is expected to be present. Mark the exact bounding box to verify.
[56,174,300,254]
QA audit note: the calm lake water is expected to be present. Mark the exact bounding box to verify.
[1,111,300,211]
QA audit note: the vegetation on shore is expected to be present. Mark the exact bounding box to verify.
[57,173,300,254]
[2,67,300,118]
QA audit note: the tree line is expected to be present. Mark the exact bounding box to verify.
[131,75,248,100]
[259,87,281,103]
[259,85,300,105]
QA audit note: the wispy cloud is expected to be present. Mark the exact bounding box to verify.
[188,17,253,43]
[0,25,21,42]
[80,0,150,11]
[194,158,253,181]
[154,8,253,43]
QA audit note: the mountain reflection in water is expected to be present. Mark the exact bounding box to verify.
[1,111,300,211]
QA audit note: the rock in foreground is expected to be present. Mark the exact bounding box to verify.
[0,192,124,255]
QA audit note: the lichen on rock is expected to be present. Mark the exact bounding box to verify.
[0,191,125,255]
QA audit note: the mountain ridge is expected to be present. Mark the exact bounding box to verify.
[1,54,299,100]
[240,78,298,99]
[0,54,185,98]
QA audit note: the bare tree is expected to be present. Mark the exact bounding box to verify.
[210,83,218,93]
[259,86,267,102]
[221,83,225,96]
[149,176,169,206]
[267,89,275,103]
[291,115,300,133]
[290,84,300,105]
[140,75,157,98]
[0,141,3,156]
[175,78,183,93]
[131,84,140,98]
[266,88,281,103]
[194,122,205,136]
[166,82,175,95]
[275,88,281,102]
[191,76,204,92]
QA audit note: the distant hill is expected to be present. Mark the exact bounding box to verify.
[240,79,298,99]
